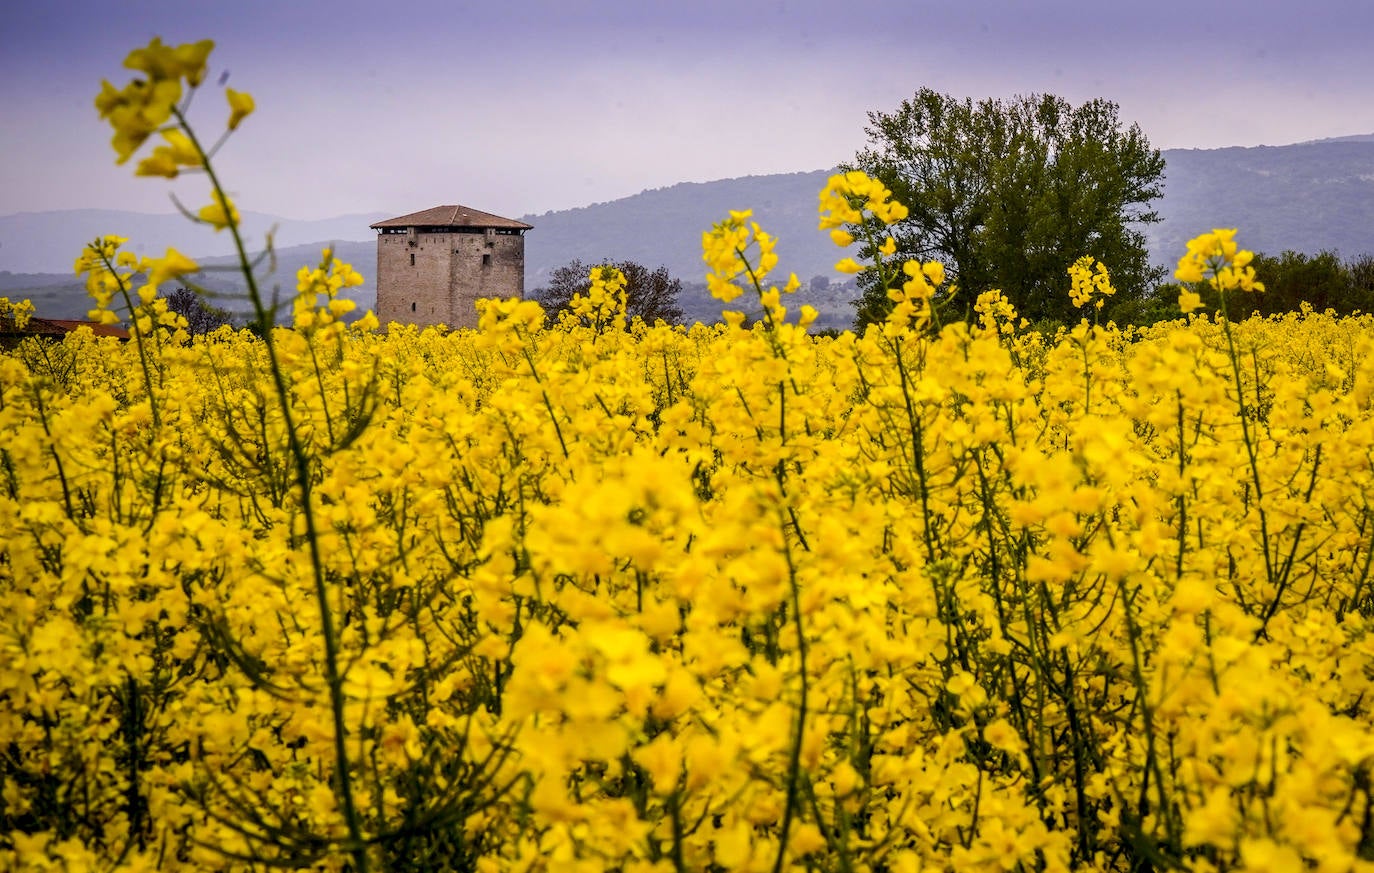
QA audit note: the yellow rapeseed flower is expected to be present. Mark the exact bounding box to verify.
[1178,288,1204,314]
[226,88,255,130]
[134,129,203,178]
[95,38,214,165]
[1068,255,1115,309]
[124,37,214,86]
[198,191,239,231]
[144,248,199,290]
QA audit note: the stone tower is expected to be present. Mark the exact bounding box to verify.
[371,205,532,329]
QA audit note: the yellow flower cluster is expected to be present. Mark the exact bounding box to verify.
[879,257,947,334]
[94,38,213,163]
[7,242,1374,871]
[973,288,1020,335]
[0,297,35,330]
[6,36,1374,873]
[198,189,241,231]
[818,170,908,275]
[565,264,629,332]
[1175,228,1266,314]
[293,246,368,332]
[96,38,254,234]
[818,170,909,229]
[134,128,203,179]
[1068,255,1116,309]
[73,235,196,331]
[702,209,791,303]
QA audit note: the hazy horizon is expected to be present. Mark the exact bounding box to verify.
[4,1,1373,223]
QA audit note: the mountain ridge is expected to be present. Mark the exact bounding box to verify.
[0,209,391,276]
[4,138,1373,328]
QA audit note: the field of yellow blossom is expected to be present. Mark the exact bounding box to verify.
[4,35,1374,873]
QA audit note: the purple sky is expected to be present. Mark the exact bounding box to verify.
[3,0,1371,221]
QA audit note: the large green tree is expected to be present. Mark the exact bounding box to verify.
[534,259,686,326]
[849,89,1166,327]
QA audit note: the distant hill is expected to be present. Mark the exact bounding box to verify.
[519,170,841,288]
[1145,141,1374,263]
[0,239,379,323]
[0,209,387,275]
[516,170,867,329]
[1299,134,1374,145]
[4,138,1373,328]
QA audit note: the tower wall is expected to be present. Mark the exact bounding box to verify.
[449,230,526,328]
[375,226,525,330]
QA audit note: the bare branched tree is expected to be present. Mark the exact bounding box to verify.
[534,259,686,326]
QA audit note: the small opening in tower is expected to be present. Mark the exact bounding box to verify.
[410,253,415,266]
[411,301,416,312]
[482,254,492,266]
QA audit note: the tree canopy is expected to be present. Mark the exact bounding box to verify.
[848,89,1166,328]
[1190,250,1374,319]
[534,259,686,326]
[164,287,232,335]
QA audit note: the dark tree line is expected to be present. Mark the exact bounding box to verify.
[1181,250,1374,320]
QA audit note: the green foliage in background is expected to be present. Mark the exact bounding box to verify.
[849,88,1165,329]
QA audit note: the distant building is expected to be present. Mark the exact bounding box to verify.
[371,205,532,329]
[0,317,129,349]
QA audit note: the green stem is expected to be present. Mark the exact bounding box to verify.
[1216,291,1275,577]
[176,108,369,872]
[95,249,162,431]
[771,532,810,873]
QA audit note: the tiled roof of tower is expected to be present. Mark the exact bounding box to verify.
[370,205,533,230]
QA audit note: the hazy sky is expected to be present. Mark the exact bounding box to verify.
[3,0,1371,221]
